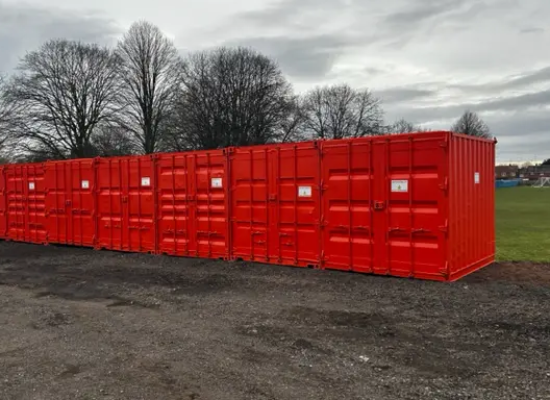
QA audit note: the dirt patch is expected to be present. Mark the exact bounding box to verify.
[0,242,549,400]
[465,260,550,286]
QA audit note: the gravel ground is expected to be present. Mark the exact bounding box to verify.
[0,242,549,400]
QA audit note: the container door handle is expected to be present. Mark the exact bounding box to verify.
[374,201,385,211]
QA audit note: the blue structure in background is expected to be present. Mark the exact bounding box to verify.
[495,179,521,188]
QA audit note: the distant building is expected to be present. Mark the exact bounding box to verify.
[519,165,550,181]
[495,165,519,179]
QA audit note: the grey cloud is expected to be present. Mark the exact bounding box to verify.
[495,132,550,161]
[520,27,545,34]
[376,87,437,103]
[234,0,347,30]
[0,3,121,72]
[376,65,550,108]
[224,34,353,80]
[448,66,550,94]
[383,0,468,26]
[387,88,550,125]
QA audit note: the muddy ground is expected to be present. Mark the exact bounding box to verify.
[0,242,548,400]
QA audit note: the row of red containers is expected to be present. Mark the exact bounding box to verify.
[0,131,496,281]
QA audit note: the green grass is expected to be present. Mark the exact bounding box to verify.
[496,186,550,262]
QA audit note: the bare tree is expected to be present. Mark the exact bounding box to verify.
[390,118,416,134]
[91,125,137,157]
[277,96,308,143]
[0,75,15,152]
[388,118,432,134]
[301,84,384,139]
[5,40,121,159]
[116,21,183,154]
[176,47,294,150]
[451,110,491,138]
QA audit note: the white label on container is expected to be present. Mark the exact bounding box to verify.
[298,186,312,197]
[211,178,223,188]
[391,179,408,193]
[81,180,90,189]
[141,177,151,187]
[28,182,35,191]
[474,172,480,184]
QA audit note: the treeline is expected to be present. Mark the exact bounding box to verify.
[0,21,491,162]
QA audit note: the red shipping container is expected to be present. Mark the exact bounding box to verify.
[228,142,321,267]
[156,151,228,259]
[0,166,6,239]
[96,156,155,253]
[4,163,47,244]
[45,159,97,247]
[320,131,495,281]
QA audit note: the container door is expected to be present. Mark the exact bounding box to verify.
[126,157,155,253]
[97,158,125,250]
[374,134,449,279]
[193,152,227,259]
[69,160,96,247]
[157,153,194,256]
[45,162,70,244]
[230,147,270,262]
[157,152,228,259]
[271,145,321,267]
[0,167,6,239]
[6,166,26,241]
[26,164,47,244]
[372,140,389,275]
[321,139,374,272]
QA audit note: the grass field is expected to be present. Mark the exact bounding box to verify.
[496,186,550,262]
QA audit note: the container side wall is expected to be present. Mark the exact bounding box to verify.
[449,135,496,280]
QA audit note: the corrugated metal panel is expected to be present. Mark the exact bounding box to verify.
[229,142,321,267]
[156,150,228,259]
[96,156,155,253]
[448,133,496,281]
[0,166,6,239]
[5,163,47,244]
[45,159,97,247]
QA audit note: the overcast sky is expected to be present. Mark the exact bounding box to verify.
[1,0,548,162]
